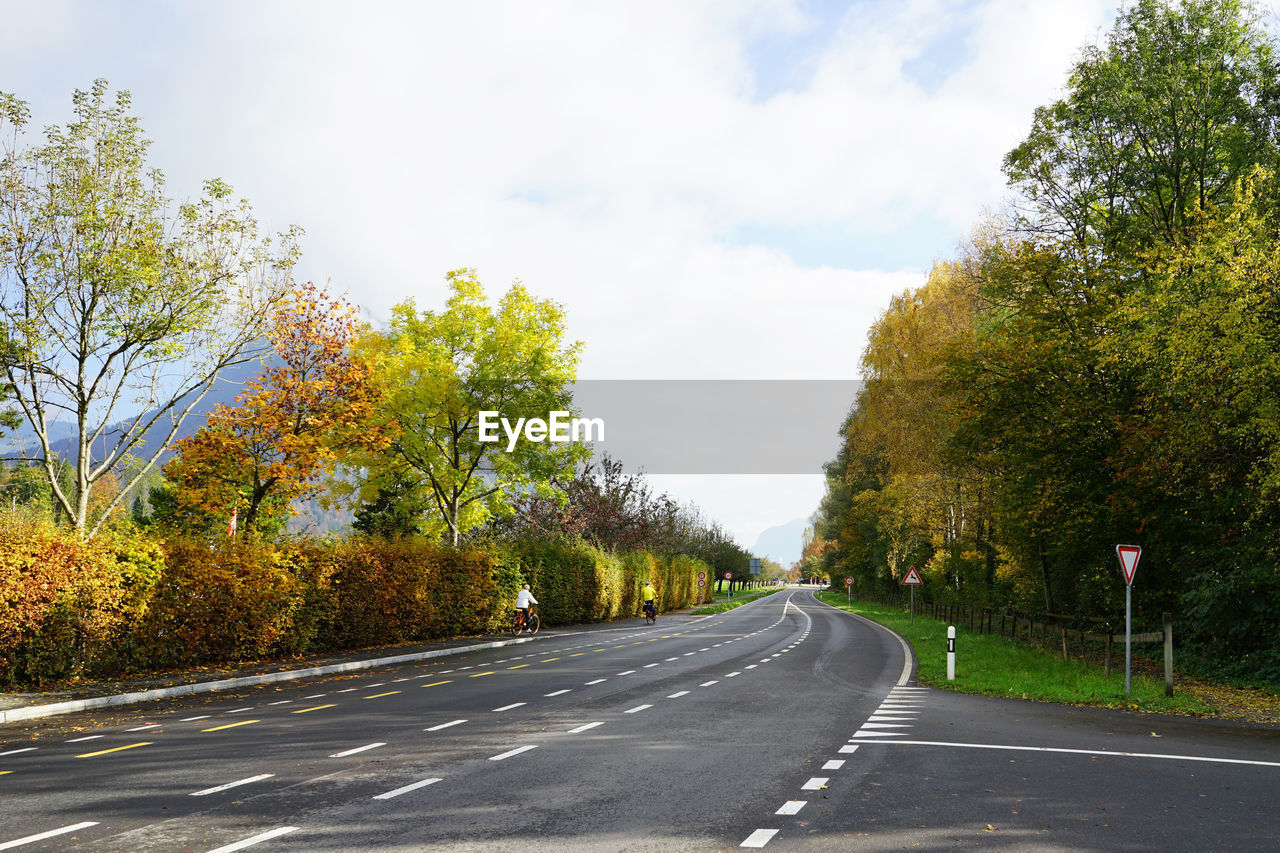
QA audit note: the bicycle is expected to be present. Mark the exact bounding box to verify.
[642,601,657,625]
[513,606,540,635]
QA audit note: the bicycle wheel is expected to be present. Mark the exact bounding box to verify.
[527,613,540,634]
[512,615,524,636]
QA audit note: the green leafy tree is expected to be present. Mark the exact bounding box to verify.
[0,81,301,537]
[353,268,589,544]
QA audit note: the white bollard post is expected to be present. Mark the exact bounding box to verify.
[947,626,956,681]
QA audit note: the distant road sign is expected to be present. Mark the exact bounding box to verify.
[725,571,733,580]
[902,567,923,586]
[698,579,705,587]
[1116,545,1142,585]
[844,577,853,586]
[697,571,706,580]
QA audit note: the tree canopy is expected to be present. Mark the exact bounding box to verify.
[0,80,300,537]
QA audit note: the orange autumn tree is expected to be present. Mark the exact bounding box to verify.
[161,284,383,538]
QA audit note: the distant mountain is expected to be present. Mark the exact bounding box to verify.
[10,356,267,468]
[750,517,809,567]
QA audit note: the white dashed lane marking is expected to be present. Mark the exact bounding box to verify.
[190,774,275,797]
[740,828,779,848]
[373,777,441,800]
[0,822,100,851]
[205,826,298,852]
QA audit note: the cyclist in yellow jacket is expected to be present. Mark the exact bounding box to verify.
[641,582,657,622]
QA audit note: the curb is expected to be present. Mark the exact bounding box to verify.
[1,635,543,726]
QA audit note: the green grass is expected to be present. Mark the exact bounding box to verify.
[816,591,1215,716]
[690,587,782,615]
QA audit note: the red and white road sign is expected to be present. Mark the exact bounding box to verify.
[1116,545,1142,585]
[698,579,705,587]
[902,567,923,586]
[725,571,733,579]
[697,571,706,580]
[844,576,853,586]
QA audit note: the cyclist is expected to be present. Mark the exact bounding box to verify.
[515,583,538,632]
[641,580,657,622]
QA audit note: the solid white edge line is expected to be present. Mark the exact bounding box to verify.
[373,777,442,800]
[0,822,100,851]
[568,722,604,734]
[191,774,276,797]
[204,826,299,853]
[489,745,538,761]
[330,742,386,758]
[869,740,1280,768]
[740,828,779,847]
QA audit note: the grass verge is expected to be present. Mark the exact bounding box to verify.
[690,587,782,615]
[816,591,1216,716]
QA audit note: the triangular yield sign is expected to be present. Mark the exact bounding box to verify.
[902,566,923,585]
[1116,545,1141,585]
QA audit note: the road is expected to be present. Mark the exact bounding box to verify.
[1,590,1277,851]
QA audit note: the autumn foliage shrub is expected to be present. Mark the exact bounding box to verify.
[0,520,709,688]
[0,517,162,686]
[509,538,708,624]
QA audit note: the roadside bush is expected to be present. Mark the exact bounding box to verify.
[0,518,161,686]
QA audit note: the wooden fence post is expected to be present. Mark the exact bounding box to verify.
[1104,634,1112,678]
[1163,612,1174,697]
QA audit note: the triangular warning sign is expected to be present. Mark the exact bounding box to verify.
[1116,545,1141,586]
[902,566,923,586]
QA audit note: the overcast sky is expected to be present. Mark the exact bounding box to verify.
[2,0,1119,553]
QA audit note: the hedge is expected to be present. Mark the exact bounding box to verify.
[0,520,709,688]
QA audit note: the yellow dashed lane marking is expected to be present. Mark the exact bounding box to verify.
[77,742,152,758]
[203,720,259,732]
[469,671,494,678]
[365,691,401,699]
[508,664,530,669]
[541,657,560,662]
[293,704,336,714]
[569,653,585,657]
[422,680,453,687]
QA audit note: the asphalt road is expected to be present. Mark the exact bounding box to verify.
[1,590,1277,851]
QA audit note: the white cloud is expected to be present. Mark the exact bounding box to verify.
[0,0,1120,540]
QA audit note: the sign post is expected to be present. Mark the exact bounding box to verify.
[902,567,923,624]
[697,571,706,604]
[1116,545,1142,696]
[844,576,853,604]
[725,570,733,597]
[946,625,956,680]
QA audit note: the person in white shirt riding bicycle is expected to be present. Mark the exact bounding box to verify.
[515,583,538,632]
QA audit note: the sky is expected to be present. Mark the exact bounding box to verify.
[1,0,1120,556]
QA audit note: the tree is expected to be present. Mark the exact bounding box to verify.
[162,284,382,539]
[1004,0,1280,256]
[353,268,588,545]
[0,81,301,537]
